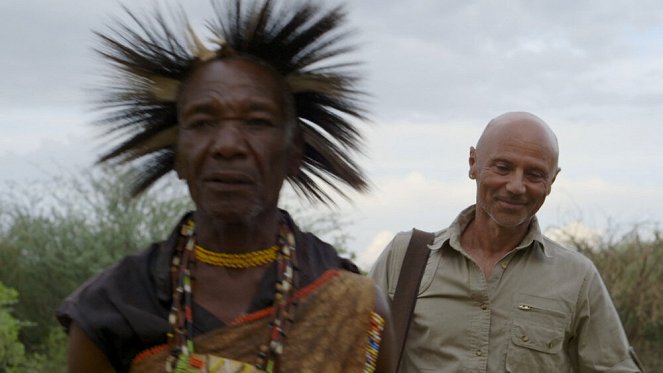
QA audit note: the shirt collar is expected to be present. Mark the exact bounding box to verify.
[429,205,550,257]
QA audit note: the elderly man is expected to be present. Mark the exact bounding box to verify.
[57,1,395,372]
[370,112,643,372]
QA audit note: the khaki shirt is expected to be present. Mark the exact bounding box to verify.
[369,206,643,373]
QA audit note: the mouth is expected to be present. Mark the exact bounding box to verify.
[204,171,253,185]
[497,198,527,207]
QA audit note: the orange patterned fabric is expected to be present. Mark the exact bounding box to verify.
[130,270,376,373]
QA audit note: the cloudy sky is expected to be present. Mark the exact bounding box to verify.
[2,0,663,268]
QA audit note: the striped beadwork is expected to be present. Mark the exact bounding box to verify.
[364,311,385,373]
[255,225,298,372]
[166,219,197,372]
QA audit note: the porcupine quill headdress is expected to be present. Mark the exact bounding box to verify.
[94,0,368,204]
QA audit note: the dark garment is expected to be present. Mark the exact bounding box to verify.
[57,210,356,373]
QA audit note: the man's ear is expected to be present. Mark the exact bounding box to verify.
[468,146,477,179]
[547,167,561,195]
[287,129,304,177]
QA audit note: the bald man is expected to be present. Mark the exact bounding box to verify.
[370,112,643,372]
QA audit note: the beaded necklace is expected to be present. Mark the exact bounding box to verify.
[165,218,298,373]
[195,244,279,268]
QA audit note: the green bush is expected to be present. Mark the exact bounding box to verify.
[0,282,27,372]
[0,168,192,362]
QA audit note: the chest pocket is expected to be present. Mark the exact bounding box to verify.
[506,293,570,372]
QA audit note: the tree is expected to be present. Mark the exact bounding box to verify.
[282,201,355,260]
[0,282,27,372]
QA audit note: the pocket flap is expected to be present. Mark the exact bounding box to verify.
[511,321,563,354]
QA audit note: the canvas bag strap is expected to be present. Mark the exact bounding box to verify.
[392,228,435,368]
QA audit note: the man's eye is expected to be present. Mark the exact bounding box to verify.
[495,164,510,173]
[186,119,214,129]
[246,118,273,127]
[527,172,545,181]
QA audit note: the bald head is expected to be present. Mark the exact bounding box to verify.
[475,112,559,171]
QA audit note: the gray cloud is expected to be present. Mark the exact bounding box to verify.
[346,0,663,122]
[2,0,663,261]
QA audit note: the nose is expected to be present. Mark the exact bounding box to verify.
[210,123,248,159]
[505,170,526,195]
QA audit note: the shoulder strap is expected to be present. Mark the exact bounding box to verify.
[392,228,435,368]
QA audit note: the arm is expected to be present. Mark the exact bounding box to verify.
[374,284,397,373]
[571,267,644,373]
[67,323,116,373]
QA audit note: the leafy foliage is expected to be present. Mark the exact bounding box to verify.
[283,201,355,260]
[0,282,27,372]
[0,281,68,372]
[0,168,192,357]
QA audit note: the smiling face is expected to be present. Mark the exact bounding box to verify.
[470,113,559,230]
[174,58,301,224]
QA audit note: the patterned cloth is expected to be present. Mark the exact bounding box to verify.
[130,270,377,373]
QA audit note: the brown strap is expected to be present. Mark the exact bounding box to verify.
[392,228,435,369]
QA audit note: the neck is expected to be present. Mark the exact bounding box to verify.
[193,208,281,253]
[462,212,531,257]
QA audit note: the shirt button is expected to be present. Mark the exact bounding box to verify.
[522,335,529,342]
[475,350,482,356]
[501,262,508,269]
[480,303,488,310]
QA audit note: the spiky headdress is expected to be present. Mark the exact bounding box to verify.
[94,0,368,204]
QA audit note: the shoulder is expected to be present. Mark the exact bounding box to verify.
[89,241,167,288]
[298,230,337,256]
[57,212,189,329]
[66,243,157,292]
[296,229,341,263]
[57,241,165,328]
[367,230,417,298]
[298,270,375,311]
[369,227,448,280]
[336,270,375,292]
[534,235,607,303]
[540,235,598,273]
[289,220,362,282]
[57,241,170,372]
[370,230,414,270]
[281,209,338,261]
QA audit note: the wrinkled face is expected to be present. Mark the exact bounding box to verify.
[175,58,300,223]
[470,120,558,229]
